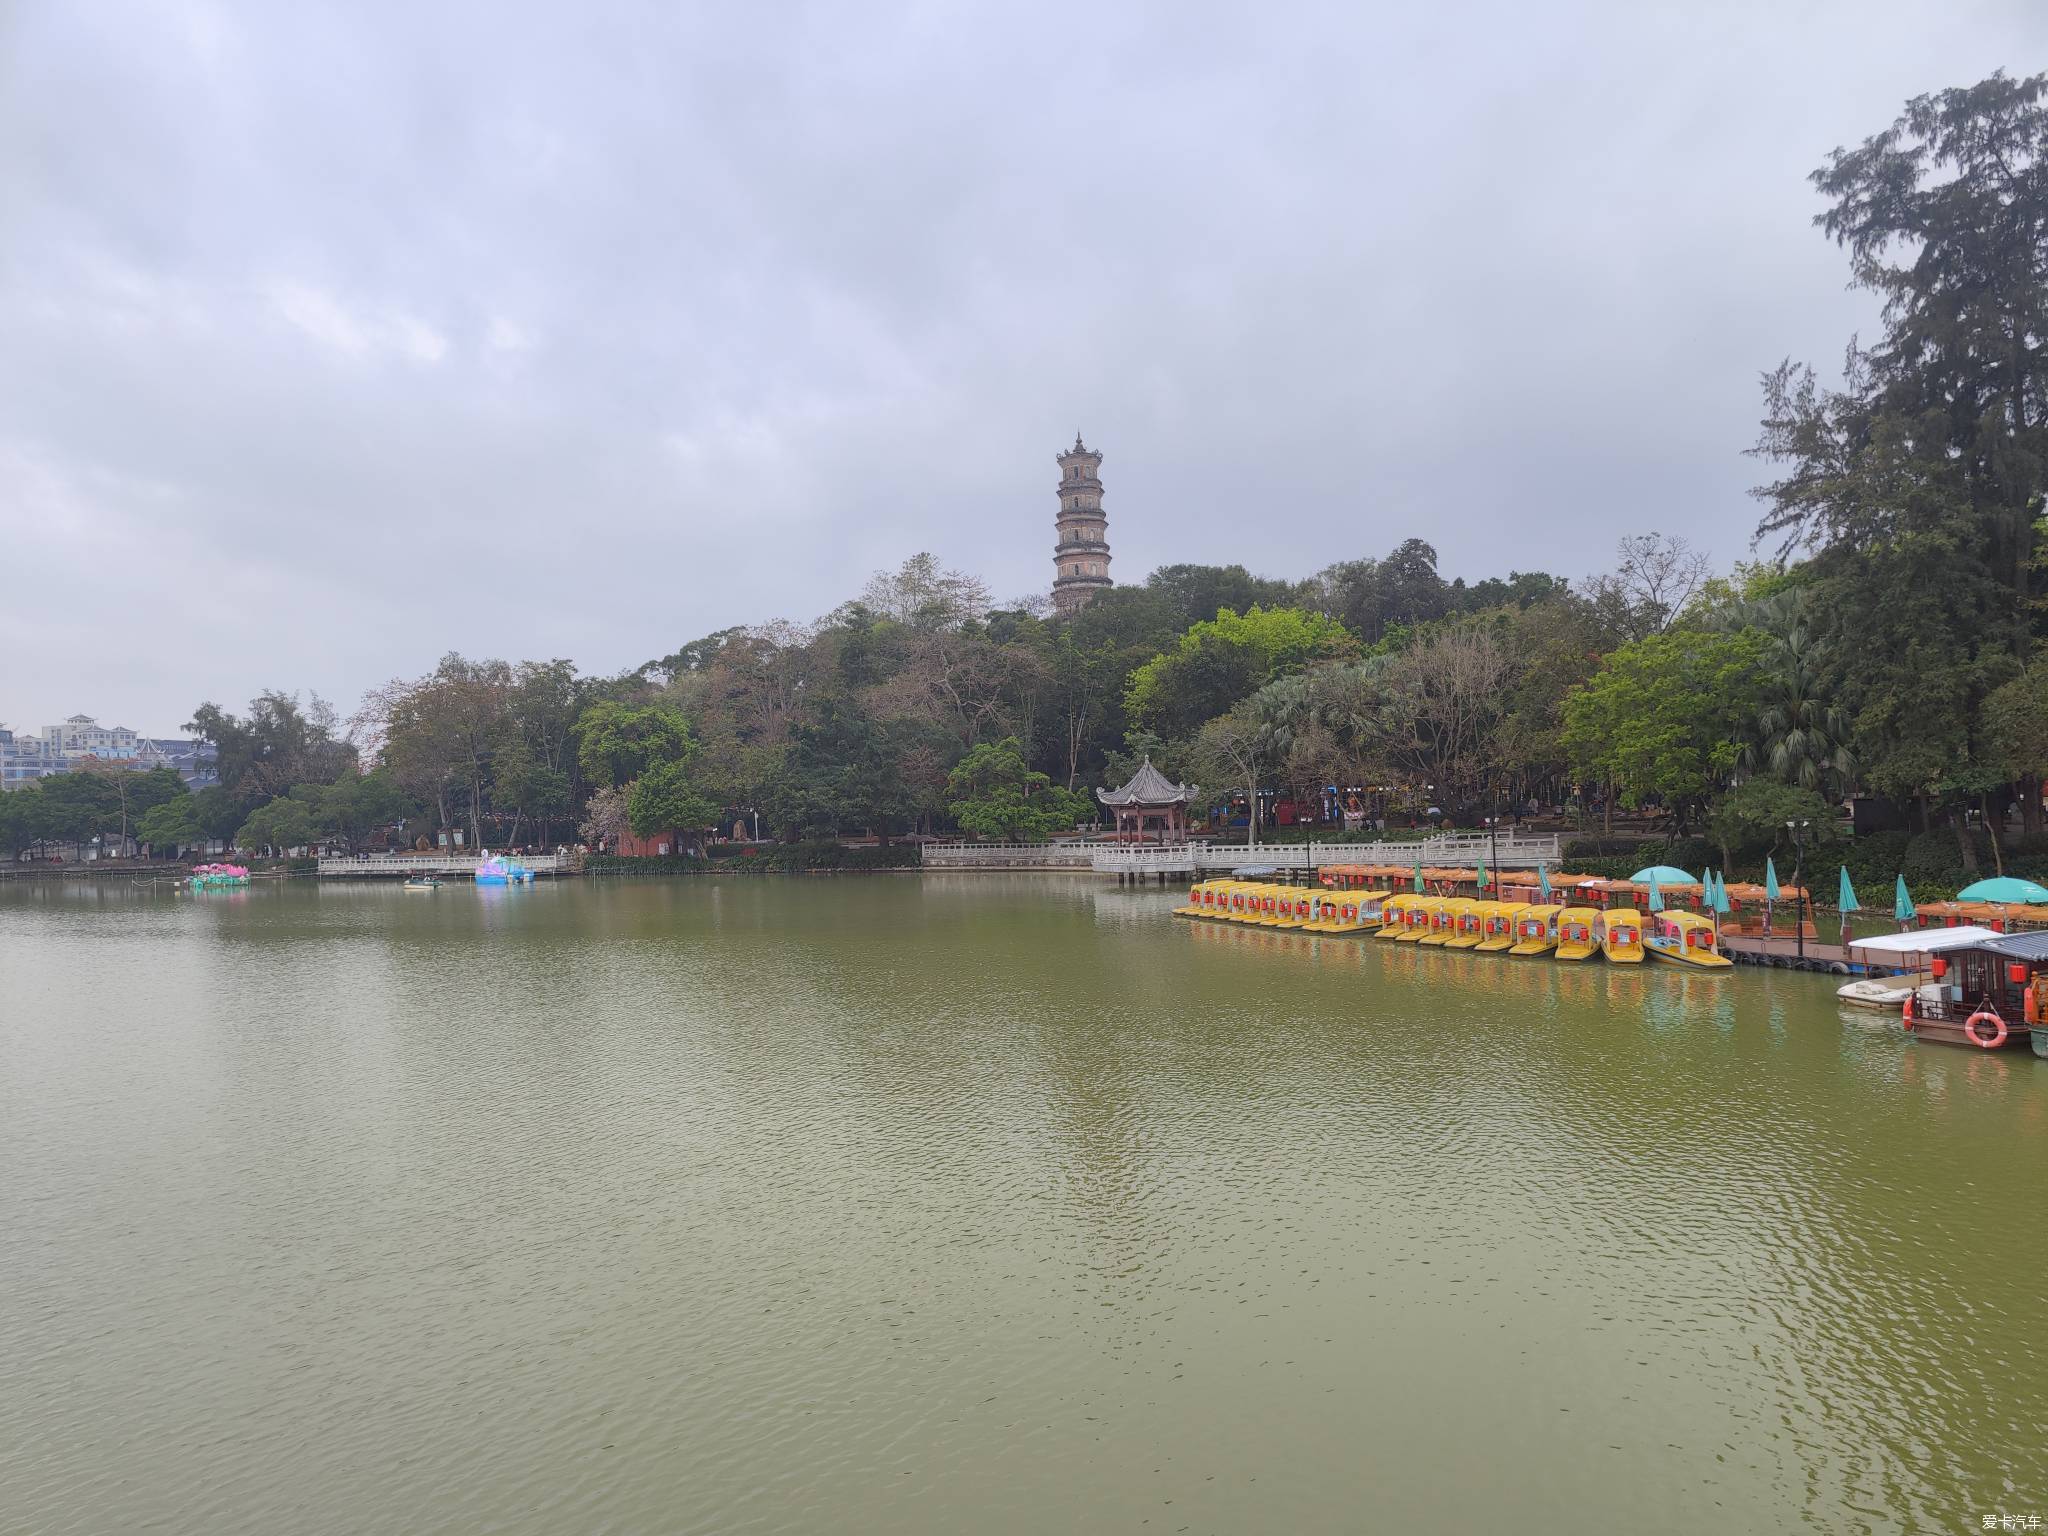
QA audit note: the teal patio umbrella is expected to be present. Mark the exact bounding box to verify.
[1893,874,1916,928]
[1764,856,1780,939]
[1537,863,1552,902]
[1838,866,1861,946]
[1475,853,1488,896]
[1646,872,1664,913]
[1954,876,2048,904]
[1412,855,1424,894]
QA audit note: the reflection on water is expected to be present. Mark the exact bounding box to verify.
[2,876,2045,1535]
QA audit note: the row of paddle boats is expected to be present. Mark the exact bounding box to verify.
[1172,880,1732,969]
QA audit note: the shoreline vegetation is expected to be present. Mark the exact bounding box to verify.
[6,74,2048,910]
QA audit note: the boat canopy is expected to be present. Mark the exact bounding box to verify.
[1977,930,2048,961]
[1846,926,1999,955]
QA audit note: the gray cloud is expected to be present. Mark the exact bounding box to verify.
[3,0,2043,732]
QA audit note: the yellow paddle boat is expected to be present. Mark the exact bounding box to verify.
[1597,907,1645,963]
[1645,910,1732,968]
[1175,879,1214,917]
[1303,891,1379,935]
[1443,899,1489,949]
[1376,893,1418,938]
[1396,896,1443,941]
[1508,904,1562,956]
[1272,889,1318,930]
[1475,901,1525,952]
[1556,907,1601,961]
[1259,886,1302,927]
[1418,897,1469,946]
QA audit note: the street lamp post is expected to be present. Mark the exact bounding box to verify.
[1484,813,1500,891]
[1787,818,1811,960]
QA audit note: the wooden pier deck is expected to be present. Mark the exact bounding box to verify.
[1722,934,1884,974]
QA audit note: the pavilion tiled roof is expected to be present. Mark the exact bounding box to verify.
[1096,757,1195,807]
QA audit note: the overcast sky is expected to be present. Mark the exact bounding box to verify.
[3,2,2043,735]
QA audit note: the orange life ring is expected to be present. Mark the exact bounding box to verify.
[1963,1009,2008,1049]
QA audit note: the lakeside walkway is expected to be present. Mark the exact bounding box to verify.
[316,853,576,879]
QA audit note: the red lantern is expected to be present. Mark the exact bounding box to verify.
[2009,962,2030,986]
[1931,957,1948,978]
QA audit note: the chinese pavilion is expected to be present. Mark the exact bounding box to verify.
[1097,757,1196,843]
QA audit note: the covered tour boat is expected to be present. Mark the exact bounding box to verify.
[1898,931,2048,1051]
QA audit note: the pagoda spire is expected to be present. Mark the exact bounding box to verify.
[1052,434,1111,614]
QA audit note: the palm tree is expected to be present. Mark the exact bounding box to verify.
[1718,591,1855,797]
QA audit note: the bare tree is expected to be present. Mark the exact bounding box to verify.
[1595,533,1713,638]
[1377,626,1512,808]
[860,553,991,630]
[1194,700,1271,846]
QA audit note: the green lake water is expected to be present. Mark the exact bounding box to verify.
[2,875,2045,1534]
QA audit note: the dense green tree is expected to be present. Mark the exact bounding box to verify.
[1143,564,1298,630]
[1562,630,1772,831]
[641,627,747,684]
[493,742,572,844]
[1125,606,1353,738]
[1705,780,1840,870]
[1757,71,2048,591]
[627,758,719,843]
[137,796,203,855]
[235,796,317,854]
[0,789,33,856]
[29,771,122,845]
[70,763,188,847]
[763,697,915,841]
[303,770,417,849]
[574,701,693,789]
[187,691,354,801]
[1748,71,2048,852]
[945,737,1092,841]
[1492,595,1621,800]
[188,784,247,844]
[1454,570,1566,613]
[1311,539,1451,644]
